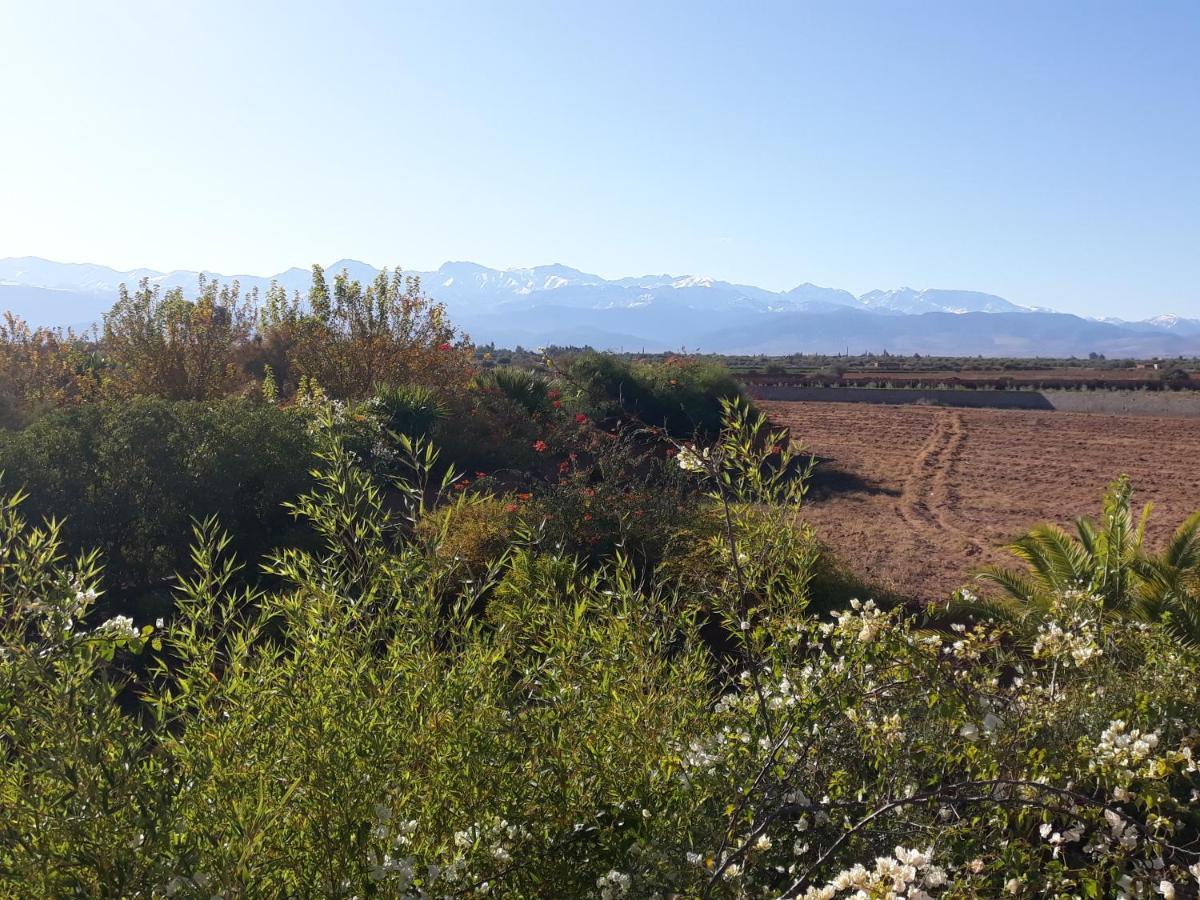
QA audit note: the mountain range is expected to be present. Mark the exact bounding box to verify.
[2,256,1198,357]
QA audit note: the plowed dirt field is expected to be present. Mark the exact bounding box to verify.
[762,401,1200,603]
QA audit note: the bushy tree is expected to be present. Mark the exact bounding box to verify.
[102,276,256,400]
[0,313,101,427]
[264,265,473,398]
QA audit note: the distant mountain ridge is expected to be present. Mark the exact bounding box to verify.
[1,256,1198,357]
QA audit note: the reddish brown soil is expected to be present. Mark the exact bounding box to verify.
[762,401,1200,604]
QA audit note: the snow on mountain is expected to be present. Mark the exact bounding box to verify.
[2,256,1197,355]
[1140,314,1200,336]
[857,287,1028,315]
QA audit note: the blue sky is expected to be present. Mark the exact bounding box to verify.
[1,1,1197,318]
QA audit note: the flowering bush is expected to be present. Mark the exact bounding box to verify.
[2,402,1199,897]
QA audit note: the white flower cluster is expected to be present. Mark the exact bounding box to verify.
[1091,719,1162,783]
[1032,618,1102,667]
[1039,821,1085,858]
[675,444,710,473]
[800,846,948,899]
[95,615,138,639]
[366,804,421,891]
[823,599,886,644]
[453,816,531,870]
[595,869,632,899]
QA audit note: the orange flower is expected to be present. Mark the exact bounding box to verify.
[532,439,548,453]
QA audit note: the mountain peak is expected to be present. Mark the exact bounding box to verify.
[3,255,1197,356]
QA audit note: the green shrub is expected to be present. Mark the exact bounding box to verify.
[566,352,746,437]
[2,403,1200,897]
[373,383,448,437]
[432,389,545,475]
[476,367,554,416]
[527,428,698,566]
[416,494,520,576]
[0,398,314,618]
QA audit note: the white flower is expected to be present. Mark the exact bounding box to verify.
[1158,881,1175,899]
[959,722,980,741]
[676,445,709,472]
[97,615,137,639]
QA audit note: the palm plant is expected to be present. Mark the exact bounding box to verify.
[951,476,1200,649]
[475,367,553,415]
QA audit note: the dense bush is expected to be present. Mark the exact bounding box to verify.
[416,494,521,576]
[528,427,698,566]
[566,351,746,437]
[102,277,257,401]
[259,265,472,399]
[0,313,102,428]
[0,398,314,618]
[3,403,1200,897]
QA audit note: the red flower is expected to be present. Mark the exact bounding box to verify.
[532,440,548,453]
[583,514,593,522]
[504,503,518,513]
[438,342,452,351]
[552,400,562,409]
[574,413,588,424]
[547,389,561,401]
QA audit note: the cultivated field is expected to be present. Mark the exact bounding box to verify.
[763,400,1200,603]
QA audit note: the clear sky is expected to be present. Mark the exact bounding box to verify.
[1,1,1197,318]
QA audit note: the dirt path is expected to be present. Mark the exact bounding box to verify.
[898,411,983,553]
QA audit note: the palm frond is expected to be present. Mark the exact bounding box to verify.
[975,565,1053,611]
[1163,510,1200,572]
[1007,525,1090,592]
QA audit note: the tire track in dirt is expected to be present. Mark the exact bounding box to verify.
[899,410,983,551]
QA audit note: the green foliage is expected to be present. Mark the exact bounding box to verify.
[102,276,257,400]
[416,494,519,577]
[528,428,697,565]
[0,398,314,618]
[956,475,1200,647]
[566,351,746,437]
[373,383,449,437]
[264,265,471,399]
[3,402,1200,898]
[476,367,554,416]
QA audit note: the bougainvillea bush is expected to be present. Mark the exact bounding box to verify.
[2,403,1199,898]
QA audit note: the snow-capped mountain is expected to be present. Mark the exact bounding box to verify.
[1,256,1197,356]
[856,288,1028,315]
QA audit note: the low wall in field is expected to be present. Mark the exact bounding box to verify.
[748,386,1200,417]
